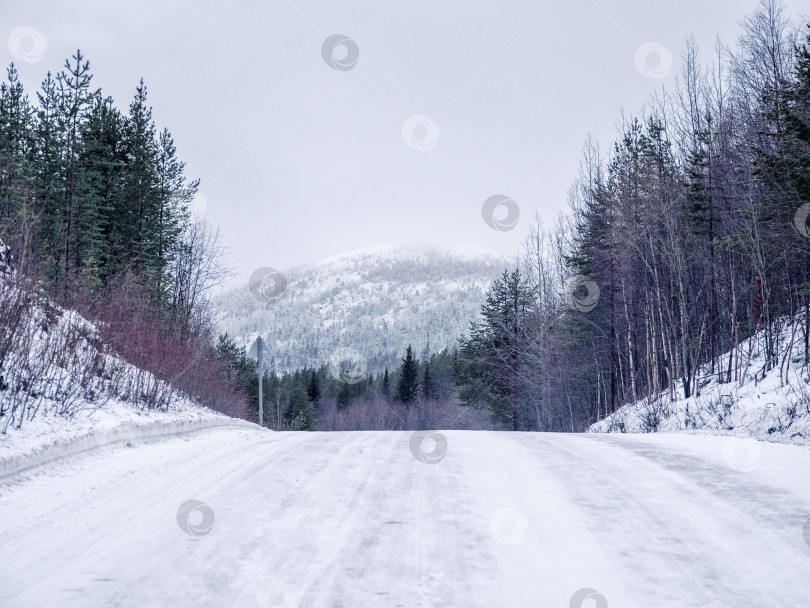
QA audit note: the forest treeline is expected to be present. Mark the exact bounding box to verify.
[0,50,247,418]
[455,1,810,430]
[217,337,493,431]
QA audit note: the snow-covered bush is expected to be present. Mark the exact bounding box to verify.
[0,274,190,432]
[637,398,671,433]
[0,238,11,275]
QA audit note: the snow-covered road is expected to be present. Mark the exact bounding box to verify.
[1,428,809,607]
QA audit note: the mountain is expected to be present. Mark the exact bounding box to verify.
[212,246,514,374]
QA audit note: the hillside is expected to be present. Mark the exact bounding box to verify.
[590,315,810,448]
[0,256,247,474]
[213,246,513,374]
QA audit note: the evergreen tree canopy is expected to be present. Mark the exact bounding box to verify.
[396,344,419,405]
[285,386,314,430]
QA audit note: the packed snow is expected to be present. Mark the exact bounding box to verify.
[1,429,809,607]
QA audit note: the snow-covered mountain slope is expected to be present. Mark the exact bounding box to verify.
[214,246,514,373]
[590,317,810,447]
[3,429,809,607]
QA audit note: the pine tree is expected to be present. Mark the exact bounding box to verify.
[73,95,126,287]
[34,70,66,283]
[0,64,34,259]
[56,50,98,288]
[758,25,810,363]
[396,345,419,405]
[120,78,158,285]
[456,269,534,429]
[685,119,721,376]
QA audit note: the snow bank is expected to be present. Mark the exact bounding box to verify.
[0,397,257,479]
[590,317,810,447]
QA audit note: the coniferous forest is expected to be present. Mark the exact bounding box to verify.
[0,50,245,418]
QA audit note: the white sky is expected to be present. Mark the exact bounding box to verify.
[4,0,807,289]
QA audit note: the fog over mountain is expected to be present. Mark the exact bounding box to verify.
[213,246,514,374]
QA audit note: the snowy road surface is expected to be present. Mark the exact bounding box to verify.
[2,428,809,607]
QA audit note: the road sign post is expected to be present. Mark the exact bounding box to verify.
[247,336,269,428]
[258,339,263,427]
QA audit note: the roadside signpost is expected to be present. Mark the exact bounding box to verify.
[247,336,270,427]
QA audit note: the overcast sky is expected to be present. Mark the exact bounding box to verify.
[4,0,807,289]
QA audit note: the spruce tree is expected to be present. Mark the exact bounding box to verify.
[381,367,390,398]
[153,127,197,302]
[396,345,419,405]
